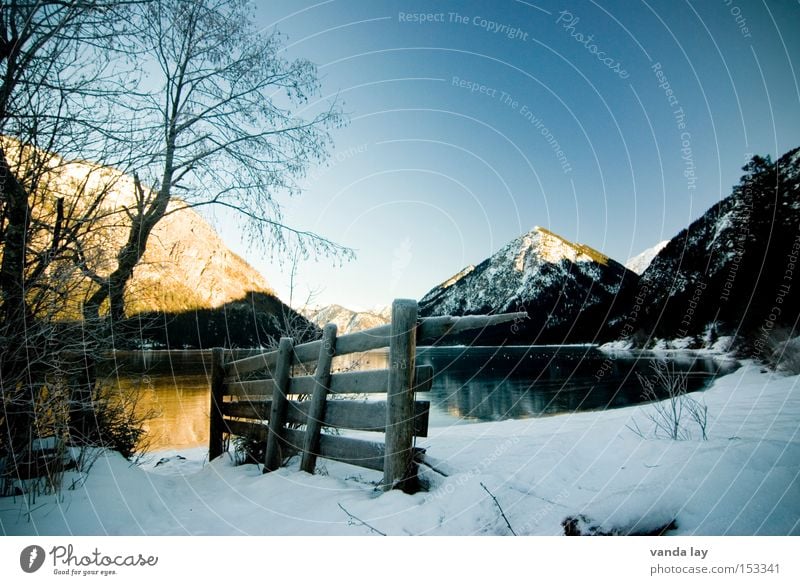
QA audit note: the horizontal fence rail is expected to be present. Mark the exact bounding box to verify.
[209,300,526,492]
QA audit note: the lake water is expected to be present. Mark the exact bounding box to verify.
[102,347,739,451]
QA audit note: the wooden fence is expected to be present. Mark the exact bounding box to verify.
[209,299,524,491]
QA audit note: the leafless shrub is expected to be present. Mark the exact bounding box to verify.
[1,349,156,498]
[631,360,709,441]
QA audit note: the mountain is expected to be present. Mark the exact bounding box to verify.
[418,226,638,343]
[5,141,312,347]
[133,291,313,349]
[303,304,389,334]
[125,200,274,315]
[625,240,669,275]
[629,147,800,348]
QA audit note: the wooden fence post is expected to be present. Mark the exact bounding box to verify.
[383,299,418,491]
[264,337,294,472]
[209,348,226,461]
[300,323,337,473]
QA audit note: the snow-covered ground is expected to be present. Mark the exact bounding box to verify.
[1,362,797,536]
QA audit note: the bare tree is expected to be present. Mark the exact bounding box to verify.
[83,0,349,324]
[0,1,139,323]
[0,1,147,494]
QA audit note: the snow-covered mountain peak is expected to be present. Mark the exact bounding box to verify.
[515,226,611,268]
[419,225,634,342]
[624,240,669,275]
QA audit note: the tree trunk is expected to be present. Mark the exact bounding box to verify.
[0,147,32,328]
[84,188,171,324]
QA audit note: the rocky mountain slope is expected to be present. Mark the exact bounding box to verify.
[125,200,274,315]
[418,226,638,343]
[630,148,800,348]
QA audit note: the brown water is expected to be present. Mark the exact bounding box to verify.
[103,348,738,451]
[99,351,213,451]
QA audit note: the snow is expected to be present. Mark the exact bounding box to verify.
[2,363,797,536]
[599,336,737,355]
[625,240,669,275]
[599,339,635,351]
[652,337,697,351]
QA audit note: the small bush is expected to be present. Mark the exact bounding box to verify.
[84,384,154,461]
[1,372,154,497]
[232,434,265,467]
[630,360,709,441]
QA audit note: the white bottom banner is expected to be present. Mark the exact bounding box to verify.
[1,536,797,584]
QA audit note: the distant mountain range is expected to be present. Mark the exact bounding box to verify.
[416,147,800,350]
[31,143,798,352]
[302,304,390,334]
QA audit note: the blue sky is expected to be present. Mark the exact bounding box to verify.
[213,0,800,310]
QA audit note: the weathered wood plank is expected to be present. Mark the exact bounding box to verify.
[223,422,429,474]
[222,311,522,378]
[222,311,522,379]
[412,364,434,393]
[285,365,433,396]
[310,312,524,354]
[225,350,279,379]
[290,339,324,365]
[225,380,274,398]
[328,369,389,394]
[222,400,272,420]
[264,337,293,472]
[334,324,393,355]
[226,365,432,398]
[412,401,430,438]
[284,400,430,437]
[285,374,316,396]
[222,419,267,443]
[384,299,418,491]
[418,312,527,341]
[286,429,385,472]
[209,348,226,460]
[318,433,386,471]
[276,428,305,462]
[301,323,337,473]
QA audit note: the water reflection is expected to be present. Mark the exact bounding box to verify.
[416,347,738,424]
[100,347,739,450]
[99,351,212,451]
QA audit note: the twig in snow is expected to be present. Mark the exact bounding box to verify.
[626,418,647,439]
[23,503,48,523]
[337,503,387,536]
[480,482,517,536]
[415,455,449,477]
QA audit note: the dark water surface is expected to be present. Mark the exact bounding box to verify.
[103,347,739,450]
